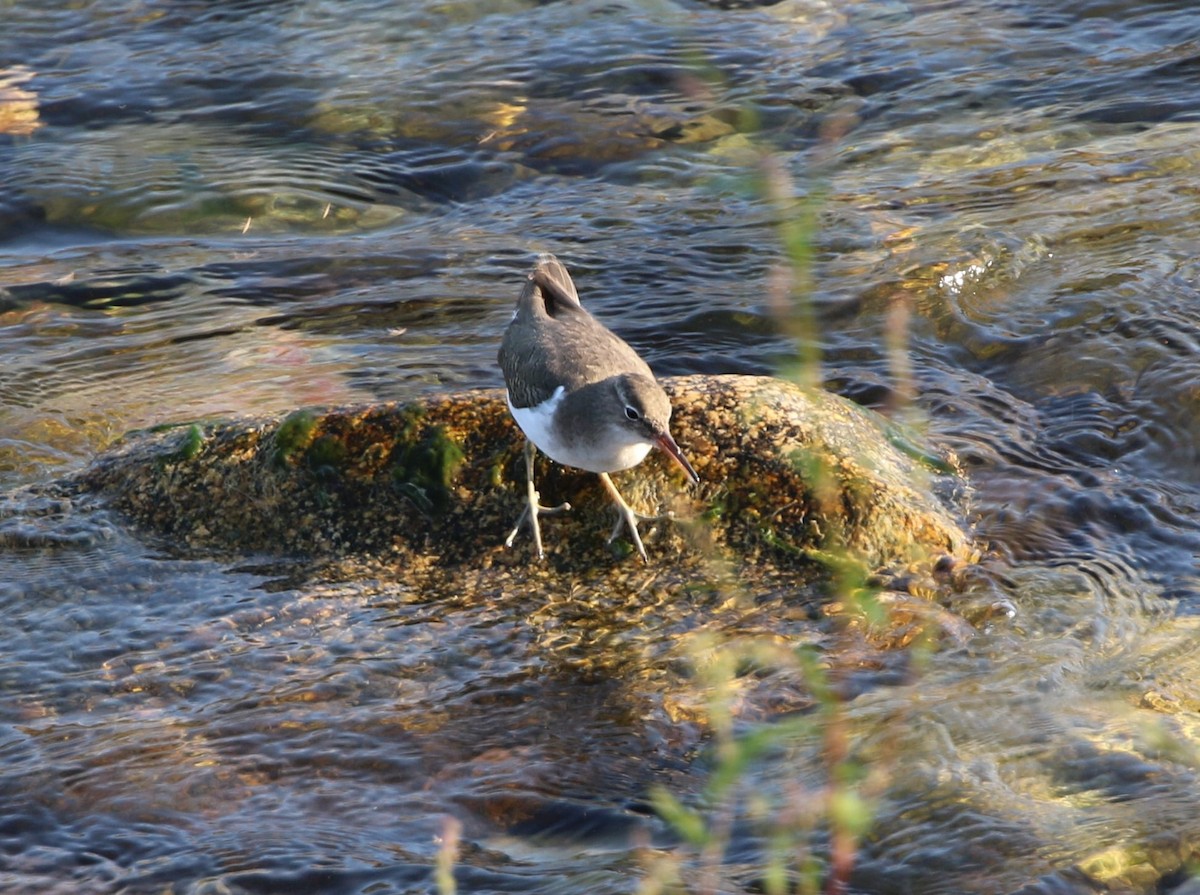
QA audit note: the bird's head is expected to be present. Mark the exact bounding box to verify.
[612,374,699,483]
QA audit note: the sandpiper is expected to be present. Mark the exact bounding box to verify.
[498,254,699,561]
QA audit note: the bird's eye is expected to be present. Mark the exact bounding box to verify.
[624,405,641,421]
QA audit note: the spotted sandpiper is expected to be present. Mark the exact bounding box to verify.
[498,254,699,561]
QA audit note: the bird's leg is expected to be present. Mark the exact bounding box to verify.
[599,472,668,563]
[505,439,570,559]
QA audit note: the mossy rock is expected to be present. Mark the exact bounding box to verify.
[76,375,972,581]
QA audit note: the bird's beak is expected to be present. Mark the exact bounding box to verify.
[655,432,700,484]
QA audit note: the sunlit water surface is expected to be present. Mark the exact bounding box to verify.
[4,1,1200,892]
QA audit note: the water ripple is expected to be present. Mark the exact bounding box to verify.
[6,0,1200,891]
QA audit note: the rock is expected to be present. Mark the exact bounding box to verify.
[74,375,970,584]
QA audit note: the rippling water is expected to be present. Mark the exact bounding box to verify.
[5,0,1200,892]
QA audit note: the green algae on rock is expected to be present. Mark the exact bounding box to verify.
[77,375,971,576]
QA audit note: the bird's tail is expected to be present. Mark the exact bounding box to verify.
[530,253,583,313]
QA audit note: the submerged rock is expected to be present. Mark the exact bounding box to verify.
[75,374,971,582]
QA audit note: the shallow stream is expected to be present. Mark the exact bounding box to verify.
[4,1,1200,892]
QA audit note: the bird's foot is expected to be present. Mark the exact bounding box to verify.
[504,488,571,559]
[598,472,672,563]
[606,504,651,562]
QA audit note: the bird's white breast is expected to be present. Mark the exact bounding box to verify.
[584,439,654,474]
[507,386,568,460]
[506,387,652,474]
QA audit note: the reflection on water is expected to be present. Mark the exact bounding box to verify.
[4,0,1200,891]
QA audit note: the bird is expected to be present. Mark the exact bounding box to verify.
[498,253,699,561]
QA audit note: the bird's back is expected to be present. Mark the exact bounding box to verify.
[500,255,654,409]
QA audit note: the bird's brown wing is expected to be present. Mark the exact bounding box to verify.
[499,254,653,409]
